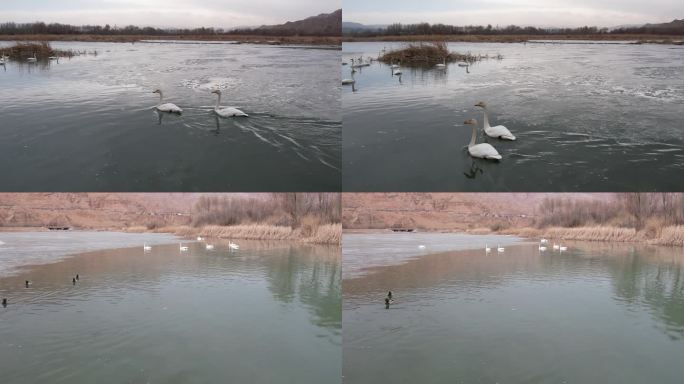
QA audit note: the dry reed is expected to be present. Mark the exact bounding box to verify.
[378,41,492,66]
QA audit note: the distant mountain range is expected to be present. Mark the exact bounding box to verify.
[342,21,388,32]
[255,9,341,36]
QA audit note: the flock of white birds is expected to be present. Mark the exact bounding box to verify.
[342,52,522,162]
[142,237,240,253]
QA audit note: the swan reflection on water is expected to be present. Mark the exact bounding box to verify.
[463,160,484,179]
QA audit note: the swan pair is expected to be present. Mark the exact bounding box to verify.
[461,102,516,161]
[152,89,248,117]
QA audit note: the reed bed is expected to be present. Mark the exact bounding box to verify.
[157,222,341,245]
[650,226,684,246]
[1,41,96,60]
[378,41,497,66]
[541,226,640,242]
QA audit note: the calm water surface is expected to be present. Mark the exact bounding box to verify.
[0,41,341,191]
[343,234,684,383]
[343,41,684,191]
[0,234,341,383]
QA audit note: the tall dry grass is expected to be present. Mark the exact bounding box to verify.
[1,41,95,59]
[378,41,495,66]
[164,222,341,245]
[651,226,684,246]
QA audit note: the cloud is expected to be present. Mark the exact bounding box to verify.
[1,0,340,28]
[344,0,682,27]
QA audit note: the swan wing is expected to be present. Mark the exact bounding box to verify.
[216,107,248,117]
[485,125,516,140]
[157,103,182,113]
[469,143,502,160]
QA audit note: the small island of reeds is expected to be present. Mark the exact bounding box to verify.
[378,41,502,66]
[2,41,96,60]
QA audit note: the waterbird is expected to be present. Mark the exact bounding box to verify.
[485,244,491,253]
[418,245,426,249]
[559,245,568,251]
[2,298,6,307]
[497,245,505,253]
[387,291,393,301]
[229,241,240,250]
[179,243,189,252]
[540,238,548,244]
[457,61,468,67]
[474,101,516,141]
[72,277,76,285]
[25,280,31,288]
[342,68,356,85]
[152,89,182,114]
[197,236,204,241]
[392,68,402,76]
[211,90,248,117]
[462,119,502,160]
[539,243,547,251]
[49,56,58,60]
[143,243,152,251]
[76,274,79,281]
[205,244,214,250]
[553,243,560,250]
[384,297,390,308]
[435,57,446,69]
[27,53,37,63]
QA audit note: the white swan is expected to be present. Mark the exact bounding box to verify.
[342,68,356,85]
[540,238,548,244]
[0,58,5,65]
[390,61,400,69]
[211,90,247,117]
[392,68,402,76]
[435,57,446,68]
[485,244,491,253]
[153,89,182,114]
[27,53,37,63]
[143,243,152,251]
[197,236,204,241]
[497,245,505,252]
[179,243,189,251]
[205,244,214,250]
[559,245,568,251]
[463,119,502,160]
[539,243,547,251]
[553,243,560,250]
[457,61,468,67]
[229,241,240,250]
[474,101,516,140]
[418,245,426,249]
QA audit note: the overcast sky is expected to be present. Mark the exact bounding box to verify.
[344,0,682,28]
[2,0,340,28]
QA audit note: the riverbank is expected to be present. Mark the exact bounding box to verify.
[343,34,684,44]
[1,224,341,245]
[0,34,342,46]
[344,224,684,247]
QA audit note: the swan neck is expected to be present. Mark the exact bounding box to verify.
[215,93,221,108]
[482,109,490,128]
[469,124,477,147]
[158,92,163,104]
